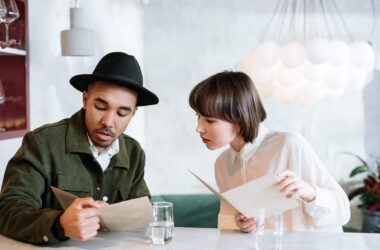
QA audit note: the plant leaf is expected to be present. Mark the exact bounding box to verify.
[348,187,366,200]
[342,152,369,168]
[359,192,378,205]
[368,201,380,214]
[349,165,368,177]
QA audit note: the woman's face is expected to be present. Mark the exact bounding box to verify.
[195,114,241,150]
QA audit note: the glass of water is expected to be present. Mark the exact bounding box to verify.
[254,209,283,250]
[150,202,174,245]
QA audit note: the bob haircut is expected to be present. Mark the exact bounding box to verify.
[189,71,266,143]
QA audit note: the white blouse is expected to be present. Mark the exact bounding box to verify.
[215,125,350,232]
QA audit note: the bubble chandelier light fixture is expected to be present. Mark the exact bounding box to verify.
[241,0,376,105]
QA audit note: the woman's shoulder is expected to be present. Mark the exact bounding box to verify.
[265,130,309,149]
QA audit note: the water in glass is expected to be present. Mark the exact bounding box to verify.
[254,209,283,250]
[150,202,174,245]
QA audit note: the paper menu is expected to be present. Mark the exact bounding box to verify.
[50,186,152,232]
[189,170,299,218]
[188,170,242,213]
[51,186,78,210]
[99,196,152,232]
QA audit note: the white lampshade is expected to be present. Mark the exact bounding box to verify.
[61,7,94,56]
[255,41,280,67]
[251,66,274,87]
[350,42,375,69]
[329,40,351,65]
[326,65,350,89]
[300,81,326,104]
[241,51,258,73]
[255,81,277,96]
[305,38,330,64]
[280,42,305,68]
[274,84,299,104]
[277,65,300,87]
[240,0,377,105]
[302,60,326,82]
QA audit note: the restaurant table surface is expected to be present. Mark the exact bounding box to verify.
[1,227,380,250]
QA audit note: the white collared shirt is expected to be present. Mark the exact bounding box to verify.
[215,125,350,232]
[88,136,119,171]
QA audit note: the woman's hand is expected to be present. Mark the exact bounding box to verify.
[235,213,256,233]
[277,170,316,202]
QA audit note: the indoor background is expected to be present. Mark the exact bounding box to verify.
[0,0,379,231]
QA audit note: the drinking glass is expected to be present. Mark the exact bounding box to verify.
[150,202,174,245]
[0,78,5,104]
[0,0,6,19]
[0,0,19,44]
[0,78,5,132]
[254,209,283,250]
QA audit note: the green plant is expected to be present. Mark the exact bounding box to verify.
[346,152,380,214]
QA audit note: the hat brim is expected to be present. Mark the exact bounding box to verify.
[70,74,159,106]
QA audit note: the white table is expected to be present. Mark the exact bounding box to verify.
[1,227,379,250]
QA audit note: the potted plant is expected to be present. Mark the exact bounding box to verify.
[346,152,380,232]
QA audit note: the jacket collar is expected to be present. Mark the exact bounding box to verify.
[66,109,130,169]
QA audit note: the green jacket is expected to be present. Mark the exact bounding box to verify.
[0,109,150,244]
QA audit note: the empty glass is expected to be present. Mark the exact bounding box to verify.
[0,78,5,132]
[0,0,19,46]
[254,209,283,250]
[0,78,5,104]
[150,202,174,245]
[0,0,6,19]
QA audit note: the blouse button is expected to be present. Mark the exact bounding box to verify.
[42,235,49,242]
[97,187,101,191]
[102,196,108,202]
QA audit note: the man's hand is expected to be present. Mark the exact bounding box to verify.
[235,213,256,233]
[277,170,316,202]
[59,197,103,241]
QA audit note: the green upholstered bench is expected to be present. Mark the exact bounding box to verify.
[152,194,220,228]
[152,194,359,232]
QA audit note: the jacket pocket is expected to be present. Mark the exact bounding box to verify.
[56,175,91,198]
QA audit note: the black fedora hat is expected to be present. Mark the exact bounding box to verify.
[70,52,159,106]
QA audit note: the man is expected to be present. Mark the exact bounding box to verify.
[0,52,159,243]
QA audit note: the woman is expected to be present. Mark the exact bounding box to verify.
[188,71,350,232]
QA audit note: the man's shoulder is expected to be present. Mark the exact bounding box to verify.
[29,118,70,138]
[32,118,70,133]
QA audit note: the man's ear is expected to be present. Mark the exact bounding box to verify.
[82,91,88,110]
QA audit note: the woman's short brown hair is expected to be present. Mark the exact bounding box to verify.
[189,71,266,143]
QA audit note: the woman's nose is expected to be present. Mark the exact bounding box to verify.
[196,120,204,133]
